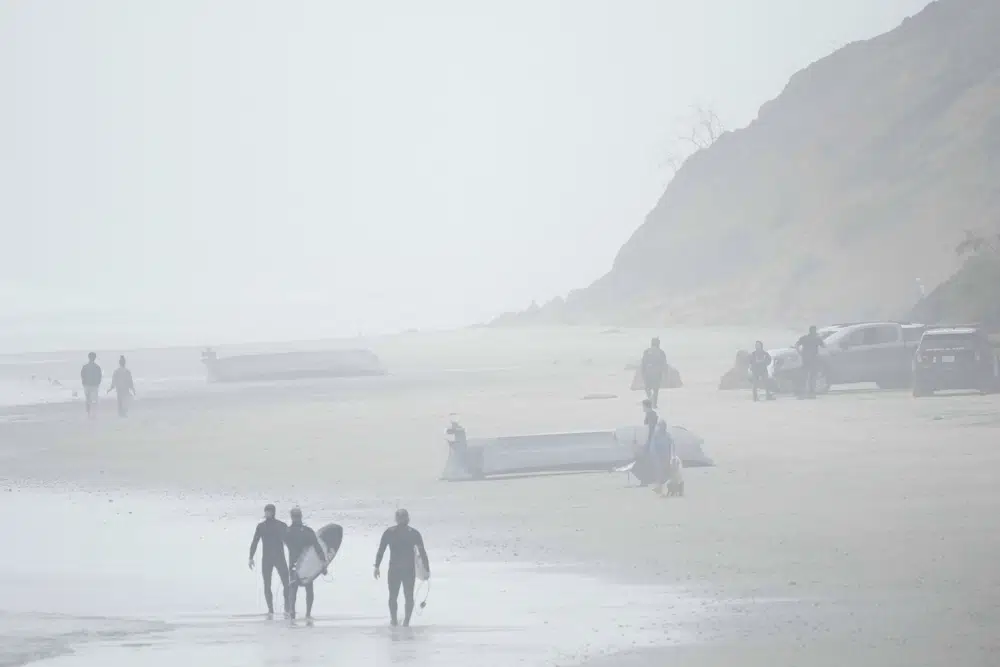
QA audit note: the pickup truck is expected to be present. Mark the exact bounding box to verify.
[768,322,927,394]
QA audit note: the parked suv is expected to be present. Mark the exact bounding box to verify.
[912,327,999,397]
[769,322,926,393]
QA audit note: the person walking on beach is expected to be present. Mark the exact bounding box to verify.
[107,355,136,417]
[284,507,326,620]
[749,341,774,402]
[640,337,668,408]
[374,509,430,627]
[795,326,826,398]
[80,352,102,417]
[249,503,289,617]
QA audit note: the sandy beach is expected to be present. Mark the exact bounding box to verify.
[2,327,999,666]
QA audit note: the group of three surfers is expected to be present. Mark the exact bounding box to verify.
[249,505,429,626]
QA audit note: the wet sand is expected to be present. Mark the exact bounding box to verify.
[2,328,1000,665]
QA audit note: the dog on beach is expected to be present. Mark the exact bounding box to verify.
[665,454,684,497]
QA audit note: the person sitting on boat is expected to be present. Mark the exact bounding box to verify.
[446,420,467,451]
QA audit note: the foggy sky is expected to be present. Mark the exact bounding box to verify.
[1,0,931,349]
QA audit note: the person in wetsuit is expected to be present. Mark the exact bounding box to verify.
[795,325,826,398]
[374,509,430,627]
[248,503,289,616]
[749,341,773,402]
[284,507,326,620]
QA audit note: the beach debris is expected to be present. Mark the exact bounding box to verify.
[582,393,617,400]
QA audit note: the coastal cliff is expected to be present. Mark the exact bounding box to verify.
[495,0,1000,327]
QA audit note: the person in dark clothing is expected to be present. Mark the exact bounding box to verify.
[374,509,430,627]
[795,326,826,398]
[642,399,672,495]
[107,355,136,417]
[640,337,668,408]
[248,503,289,616]
[284,507,326,620]
[80,352,102,417]
[749,341,774,402]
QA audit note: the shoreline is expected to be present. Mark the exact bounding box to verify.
[3,327,999,666]
[2,486,710,666]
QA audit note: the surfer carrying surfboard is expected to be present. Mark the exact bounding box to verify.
[640,338,668,408]
[374,509,430,627]
[285,507,326,620]
[248,503,289,617]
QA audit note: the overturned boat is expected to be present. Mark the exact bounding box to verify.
[201,347,386,383]
[440,422,713,482]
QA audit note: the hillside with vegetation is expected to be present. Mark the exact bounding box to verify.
[910,232,1000,326]
[494,0,1000,328]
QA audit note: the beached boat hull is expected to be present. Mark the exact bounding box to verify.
[440,425,713,481]
[202,349,386,383]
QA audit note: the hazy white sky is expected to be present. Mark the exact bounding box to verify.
[1,0,930,348]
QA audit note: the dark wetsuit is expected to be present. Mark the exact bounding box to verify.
[285,524,325,617]
[249,518,289,614]
[375,525,429,625]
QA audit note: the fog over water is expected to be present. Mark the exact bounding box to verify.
[1,0,930,351]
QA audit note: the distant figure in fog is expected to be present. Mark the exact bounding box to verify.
[80,352,102,417]
[749,341,774,402]
[108,356,136,417]
[640,337,668,408]
[795,326,826,398]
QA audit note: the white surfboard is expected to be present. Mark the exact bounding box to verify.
[414,545,429,582]
[294,523,343,584]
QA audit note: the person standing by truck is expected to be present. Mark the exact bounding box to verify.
[795,326,826,398]
[749,341,774,401]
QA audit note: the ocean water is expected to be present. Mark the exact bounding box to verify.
[0,488,711,667]
[0,326,798,411]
